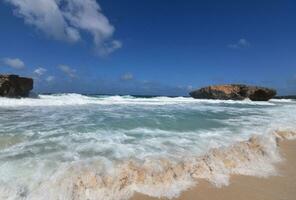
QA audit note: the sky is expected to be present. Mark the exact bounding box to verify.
[0,0,296,96]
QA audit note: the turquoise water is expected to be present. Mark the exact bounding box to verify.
[0,94,295,199]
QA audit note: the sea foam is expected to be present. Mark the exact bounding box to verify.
[0,93,276,107]
[0,94,296,200]
[0,130,295,200]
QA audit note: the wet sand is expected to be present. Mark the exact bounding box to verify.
[132,139,296,200]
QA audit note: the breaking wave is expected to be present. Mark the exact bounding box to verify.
[1,94,296,199]
[269,99,295,103]
[0,93,276,107]
[0,130,295,200]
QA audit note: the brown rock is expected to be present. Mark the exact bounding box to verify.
[189,84,276,101]
[0,74,33,97]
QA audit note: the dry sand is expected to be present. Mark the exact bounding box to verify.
[131,140,296,200]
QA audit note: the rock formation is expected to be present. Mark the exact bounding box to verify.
[0,74,33,97]
[189,84,276,101]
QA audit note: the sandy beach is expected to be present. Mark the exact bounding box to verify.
[132,139,296,200]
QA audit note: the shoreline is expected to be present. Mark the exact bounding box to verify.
[131,139,296,200]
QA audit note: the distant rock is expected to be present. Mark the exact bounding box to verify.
[274,95,296,100]
[189,84,276,101]
[0,74,33,97]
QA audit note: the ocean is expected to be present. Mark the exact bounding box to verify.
[0,94,295,200]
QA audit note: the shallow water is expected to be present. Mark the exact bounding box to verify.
[0,94,295,199]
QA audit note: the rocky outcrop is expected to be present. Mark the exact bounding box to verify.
[189,84,276,101]
[0,74,33,97]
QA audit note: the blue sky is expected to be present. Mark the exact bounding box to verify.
[0,0,296,95]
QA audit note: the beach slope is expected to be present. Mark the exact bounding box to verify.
[132,139,296,200]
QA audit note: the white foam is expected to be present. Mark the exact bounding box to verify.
[0,93,277,107]
[269,99,294,103]
[0,94,296,199]
[0,130,294,200]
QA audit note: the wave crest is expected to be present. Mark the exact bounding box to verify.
[0,93,277,107]
[2,130,293,200]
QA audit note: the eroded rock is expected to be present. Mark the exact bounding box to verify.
[0,74,33,97]
[189,84,276,101]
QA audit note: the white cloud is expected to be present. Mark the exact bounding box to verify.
[33,67,47,76]
[6,0,121,55]
[58,64,77,78]
[228,38,250,49]
[98,40,122,56]
[187,85,193,91]
[2,57,25,69]
[121,73,133,81]
[177,85,193,91]
[46,75,55,82]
